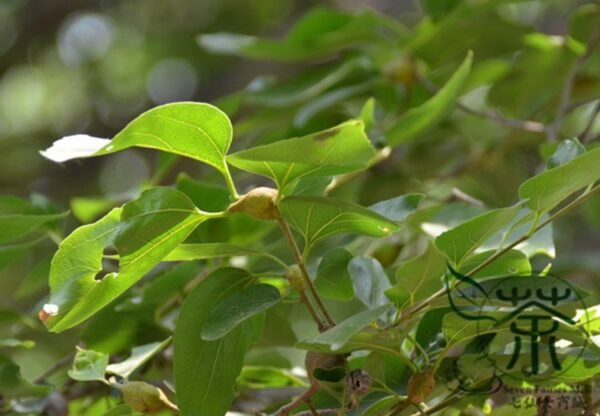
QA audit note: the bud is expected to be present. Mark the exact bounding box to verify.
[384,56,417,87]
[227,187,278,220]
[118,381,178,413]
[407,368,435,404]
[286,264,305,292]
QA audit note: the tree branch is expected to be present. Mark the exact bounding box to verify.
[548,25,600,142]
[274,209,336,330]
[417,73,547,133]
[399,184,600,324]
[33,351,76,384]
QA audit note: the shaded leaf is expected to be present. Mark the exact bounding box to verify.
[348,257,392,309]
[202,284,280,341]
[315,248,355,301]
[435,204,522,264]
[106,338,171,379]
[174,268,263,416]
[298,304,392,351]
[198,8,403,61]
[547,138,586,168]
[386,53,472,145]
[0,212,66,245]
[386,240,446,308]
[163,243,266,262]
[369,194,424,222]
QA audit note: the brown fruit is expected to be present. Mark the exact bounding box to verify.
[407,368,435,404]
[304,351,345,386]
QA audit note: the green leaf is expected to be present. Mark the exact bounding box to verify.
[0,236,45,272]
[0,354,48,398]
[421,0,461,21]
[237,366,306,389]
[369,194,424,222]
[103,405,133,416]
[42,102,233,176]
[201,284,280,341]
[348,257,392,309]
[68,348,109,382]
[298,304,392,351]
[386,240,447,308]
[386,52,472,145]
[0,212,66,245]
[248,57,374,107]
[227,120,375,191]
[46,188,211,332]
[279,196,398,251]
[363,395,404,416]
[198,8,401,61]
[71,196,118,223]
[459,249,531,278]
[0,338,35,349]
[435,203,522,264]
[106,338,171,379]
[519,147,600,213]
[163,243,266,262]
[315,248,355,301]
[174,268,264,416]
[547,138,586,168]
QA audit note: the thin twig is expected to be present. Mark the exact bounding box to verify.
[417,73,547,133]
[33,351,76,384]
[273,385,318,416]
[399,184,600,324]
[548,26,600,142]
[450,188,485,208]
[581,100,600,143]
[274,209,336,330]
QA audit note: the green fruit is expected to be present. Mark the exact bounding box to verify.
[118,381,178,414]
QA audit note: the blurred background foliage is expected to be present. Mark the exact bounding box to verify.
[2,0,600,414]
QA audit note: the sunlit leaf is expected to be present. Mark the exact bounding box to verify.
[278,196,398,251]
[227,120,375,191]
[46,188,212,332]
[42,103,233,176]
[519,147,600,213]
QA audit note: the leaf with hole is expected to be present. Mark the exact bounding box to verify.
[46,188,211,332]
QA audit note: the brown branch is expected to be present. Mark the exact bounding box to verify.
[548,24,600,142]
